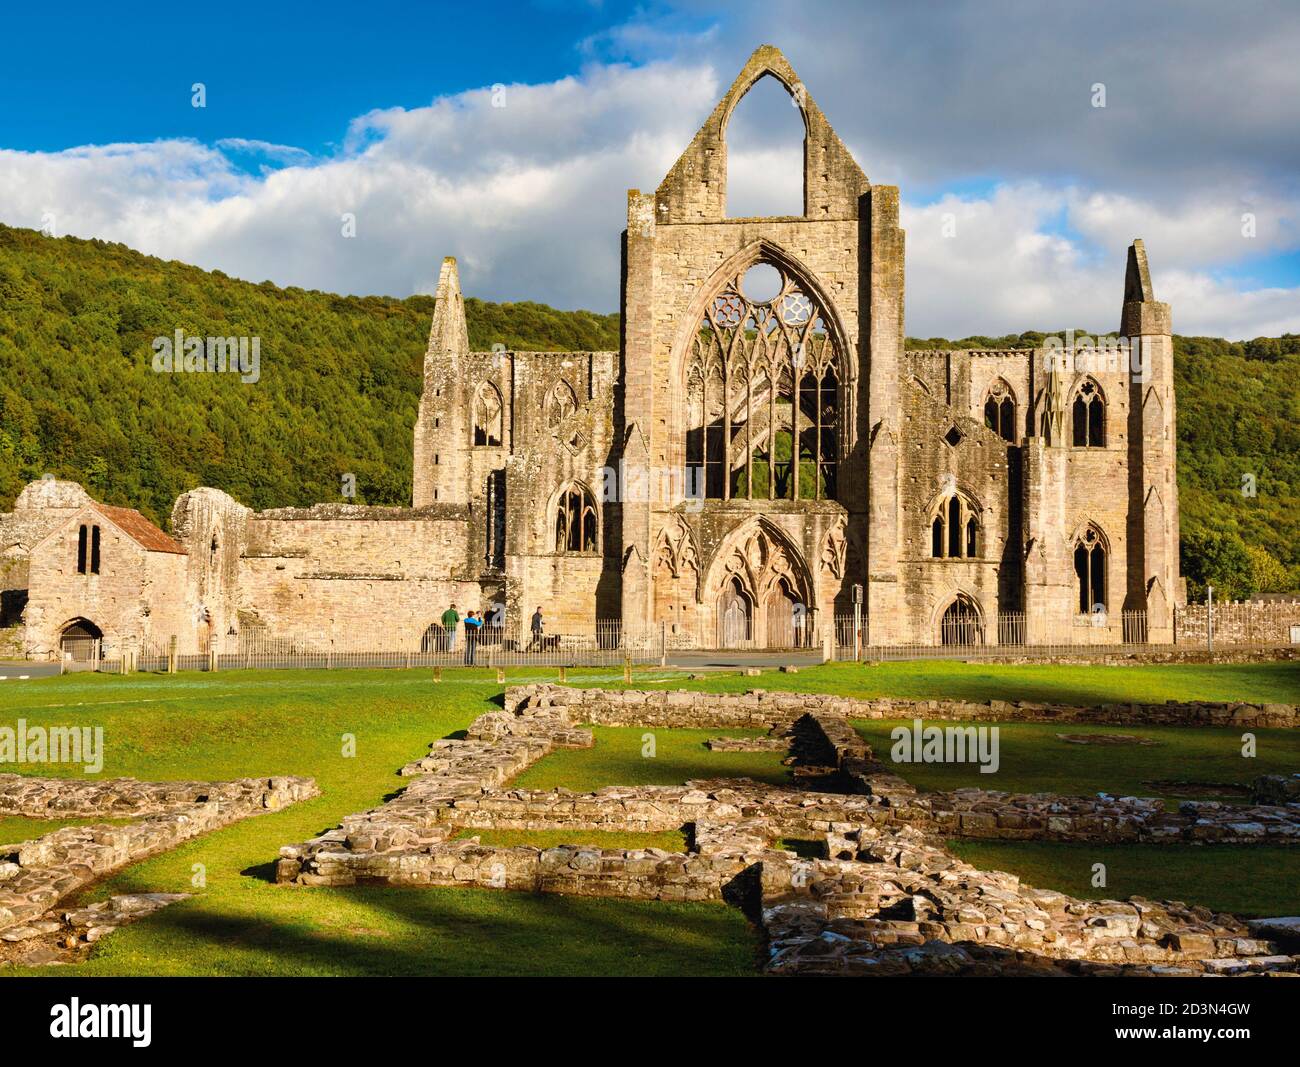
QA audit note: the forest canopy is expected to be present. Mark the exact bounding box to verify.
[2,225,1295,600]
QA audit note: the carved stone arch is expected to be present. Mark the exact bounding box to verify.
[702,516,816,611]
[933,591,985,647]
[549,480,599,554]
[672,239,855,502]
[653,514,701,584]
[546,379,579,428]
[1069,521,1111,615]
[927,485,985,561]
[703,517,816,650]
[672,238,853,389]
[1067,518,1111,554]
[983,376,1018,441]
[1070,375,1107,447]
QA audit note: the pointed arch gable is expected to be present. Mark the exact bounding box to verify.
[702,516,816,610]
[671,239,854,387]
[652,46,867,224]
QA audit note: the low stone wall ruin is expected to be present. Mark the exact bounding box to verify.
[0,774,317,935]
[506,683,1299,730]
[276,687,1300,976]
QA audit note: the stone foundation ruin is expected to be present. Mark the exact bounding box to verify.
[276,686,1300,976]
[1,773,317,965]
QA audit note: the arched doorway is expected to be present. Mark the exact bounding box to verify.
[717,577,753,648]
[939,597,982,647]
[764,578,803,649]
[60,618,103,663]
[704,518,813,651]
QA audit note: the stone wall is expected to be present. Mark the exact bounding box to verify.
[0,774,317,934]
[275,691,1300,976]
[507,683,1299,730]
[24,514,192,658]
[1175,598,1300,647]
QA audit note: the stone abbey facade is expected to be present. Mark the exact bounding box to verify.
[0,46,1183,657]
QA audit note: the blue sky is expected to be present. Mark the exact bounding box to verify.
[1,0,1297,337]
[0,2,694,153]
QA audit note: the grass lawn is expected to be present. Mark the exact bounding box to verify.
[949,840,1300,918]
[852,719,1300,805]
[0,667,759,977]
[640,659,1300,705]
[511,725,790,791]
[0,816,136,845]
[0,659,1296,976]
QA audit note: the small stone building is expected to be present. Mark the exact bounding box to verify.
[0,45,1186,656]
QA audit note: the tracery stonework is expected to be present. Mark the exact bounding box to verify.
[1,44,1184,656]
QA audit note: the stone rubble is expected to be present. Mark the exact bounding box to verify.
[0,775,317,936]
[277,687,1300,976]
[0,893,188,968]
[506,683,1299,730]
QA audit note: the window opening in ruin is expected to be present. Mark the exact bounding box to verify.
[724,74,805,219]
[686,259,840,502]
[554,484,597,553]
[473,382,503,446]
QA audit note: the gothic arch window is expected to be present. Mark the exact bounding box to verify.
[485,470,506,569]
[983,379,1017,442]
[554,484,597,554]
[1071,379,1105,447]
[546,380,578,428]
[1074,525,1108,614]
[685,257,843,503]
[929,494,980,560]
[472,382,503,446]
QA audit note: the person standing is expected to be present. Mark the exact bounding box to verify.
[463,610,482,665]
[529,606,544,652]
[440,603,459,653]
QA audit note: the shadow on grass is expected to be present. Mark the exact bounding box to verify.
[71,883,764,977]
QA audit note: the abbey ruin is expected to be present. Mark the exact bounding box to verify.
[0,46,1186,659]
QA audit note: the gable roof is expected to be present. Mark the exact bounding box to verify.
[89,503,187,555]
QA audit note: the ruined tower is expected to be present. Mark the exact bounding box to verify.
[619,44,891,647]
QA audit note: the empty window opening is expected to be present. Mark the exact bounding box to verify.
[725,75,805,219]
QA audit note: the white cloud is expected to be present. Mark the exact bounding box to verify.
[0,14,1296,339]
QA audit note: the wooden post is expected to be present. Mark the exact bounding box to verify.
[496,667,506,684]
[167,635,178,674]
[433,666,442,683]
[208,648,218,672]
[557,665,567,683]
[623,655,632,684]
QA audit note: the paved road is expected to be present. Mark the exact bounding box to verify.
[0,662,61,679]
[0,651,827,679]
[666,651,825,670]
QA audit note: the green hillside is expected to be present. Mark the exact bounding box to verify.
[1,226,1295,598]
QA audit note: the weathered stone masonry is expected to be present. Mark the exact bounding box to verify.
[1,44,1199,659]
[276,686,1300,976]
[0,774,317,936]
